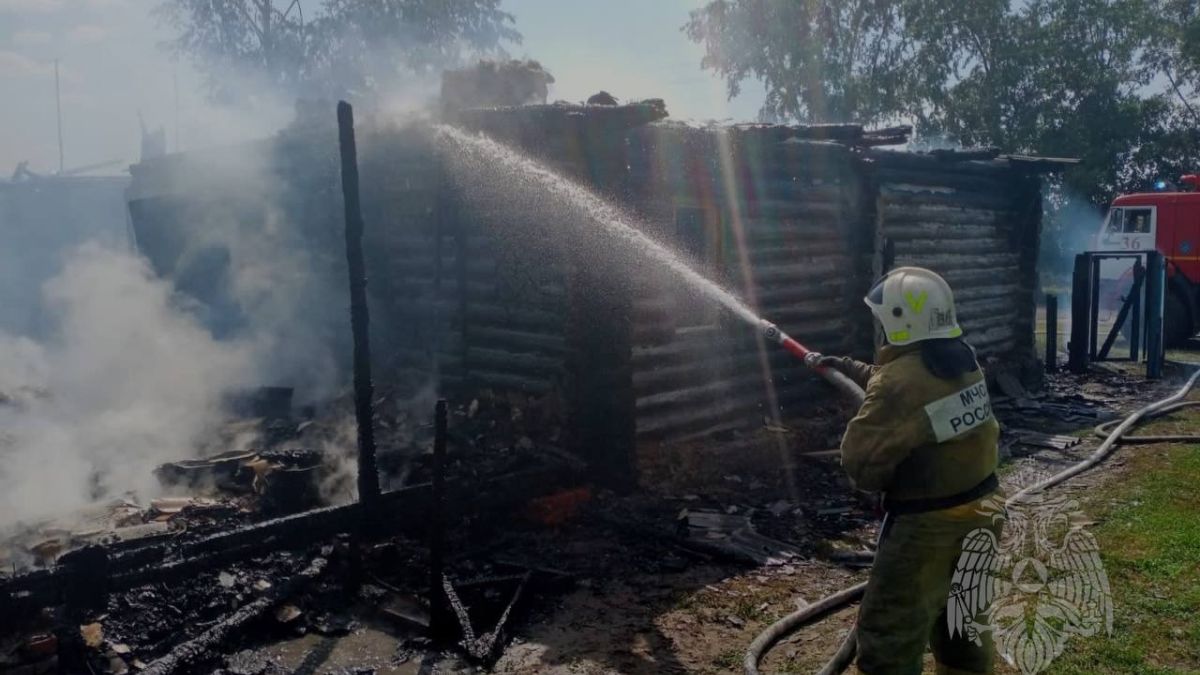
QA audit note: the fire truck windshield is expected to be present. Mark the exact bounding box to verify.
[1105,206,1153,234]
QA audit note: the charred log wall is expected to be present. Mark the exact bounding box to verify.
[446,103,670,489]
[868,151,1043,376]
[357,127,461,388]
[125,110,1050,489]
[619,127,1048,453]
[624,127,872,446]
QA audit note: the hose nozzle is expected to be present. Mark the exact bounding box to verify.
[762,319,866,404]
[761,320,783,344]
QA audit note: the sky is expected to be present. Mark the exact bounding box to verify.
[0,0,763,176]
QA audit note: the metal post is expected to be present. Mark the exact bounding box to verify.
[1089,256,1102,359]
[429,399,454,643]
[1130,258,1143,361]
[1068,254,1091,373]
[337,101,381,520]
[1045,294,1058,373]
[1145,252,1166,379]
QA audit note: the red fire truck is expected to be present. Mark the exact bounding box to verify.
[1096,174,1200,345]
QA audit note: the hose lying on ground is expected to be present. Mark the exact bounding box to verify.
[1094,400,1200,444]
[744,367,1200,675]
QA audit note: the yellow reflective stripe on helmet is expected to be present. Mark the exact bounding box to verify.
[888,330,910,342]
[904,290,928,314]
[949,326,963,338]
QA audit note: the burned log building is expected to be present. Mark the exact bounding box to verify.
[126,102,1063,489]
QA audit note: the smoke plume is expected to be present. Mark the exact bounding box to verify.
[1041,184,1104,286]
[0,243,256,528]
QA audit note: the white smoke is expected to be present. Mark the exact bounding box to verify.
[1042,183,1104,286]
[159,144,349,405]
[0,243,256,528]
[0,2,493,535]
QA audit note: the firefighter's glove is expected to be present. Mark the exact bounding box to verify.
[804,353,842,371]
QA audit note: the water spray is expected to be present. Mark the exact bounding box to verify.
[434,124,867,406]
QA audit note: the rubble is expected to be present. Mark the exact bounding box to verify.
[138,556,328,675]
[680,510,802,566]
[1007,429,1082,451]
[2,350,1180,673]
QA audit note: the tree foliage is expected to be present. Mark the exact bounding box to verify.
[686,0,1200,204]
[683,0,917,123]
[157,0,520,101]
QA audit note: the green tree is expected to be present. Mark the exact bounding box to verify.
[685,0,1187,204]
[157,0,520,101]
[683,0,918,124]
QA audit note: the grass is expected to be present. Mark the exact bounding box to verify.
[1041,431,1200,674]
[713,647,743,671]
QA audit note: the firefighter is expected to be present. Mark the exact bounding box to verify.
[807,266,1002,675]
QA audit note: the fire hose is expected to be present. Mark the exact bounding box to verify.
[744,345,1200,674]
[761,321,867,404]
[1093,400,1200,443]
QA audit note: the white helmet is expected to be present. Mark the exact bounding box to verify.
[864,267,961,346]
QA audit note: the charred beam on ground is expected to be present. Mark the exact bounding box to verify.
[0,463,575,608]
[139,556,328,675]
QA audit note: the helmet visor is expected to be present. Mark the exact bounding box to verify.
[866,273,891,306]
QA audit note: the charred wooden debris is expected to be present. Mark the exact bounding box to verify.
[0,387,580,674]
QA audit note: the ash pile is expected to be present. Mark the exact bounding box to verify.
[0,379,574,674]
[0,382,563,574]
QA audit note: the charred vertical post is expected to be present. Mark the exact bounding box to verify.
[565,251,636,492]
[429,399,455,643]
[337,101,381,520]
[880,237,896,275]
[1045,294,1058,372]
[1068,254,1091,374]
[61,545,108,612]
